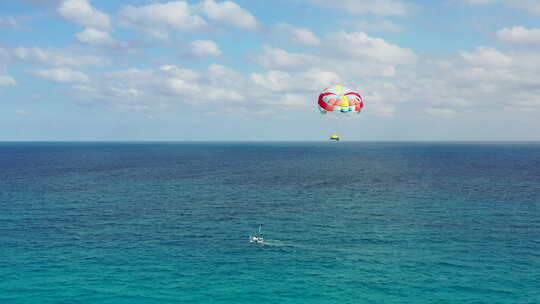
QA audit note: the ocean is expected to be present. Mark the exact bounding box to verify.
[1,142,539,303]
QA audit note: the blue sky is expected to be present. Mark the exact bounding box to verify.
[1,0,540,141]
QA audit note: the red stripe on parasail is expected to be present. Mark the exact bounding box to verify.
[345,92,363,101]
[355,101,365,112]
[318,92,336,111]
[345,92,364,112]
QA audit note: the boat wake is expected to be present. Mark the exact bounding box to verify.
[256,239,289,247]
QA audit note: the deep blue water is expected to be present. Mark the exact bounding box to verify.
[1,142,539,303]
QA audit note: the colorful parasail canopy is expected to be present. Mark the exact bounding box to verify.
[318,85,364,114]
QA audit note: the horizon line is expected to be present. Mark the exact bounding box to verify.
[1,140,539,143]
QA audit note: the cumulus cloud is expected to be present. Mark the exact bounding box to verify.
[76,27,118,46]
[183,40,223,57]
[167,64,245,102]
[277,93,311,108]
[260,30,413,78]
[166,78,202,97]
[118,0,259,38]
[72,69,157,110]
[275,23,321,46]
[58,0,111,30]
[349,20,404,33]
[325,31,417,65]
[4,0,539,138]
[32,68,89,83]
[253,46,318,70]
[190,65,323,108]
[119,1,208,39]
[496,26,540,45]
[160,65,201,82]
[460,46,513,67]
[62,28,419,116]
[250,69,341,93]
[2,46,109,67]
[66,40,540,118]
[468,0,540,15]
[407,45,540,114]
[71,64,249,111]
[250,70,295,92]
[68,63,338,113]
[307,0,413,16]
[0,75,17,86]
[196,0,258,30]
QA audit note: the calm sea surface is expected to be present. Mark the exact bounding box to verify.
[1,142,539,303]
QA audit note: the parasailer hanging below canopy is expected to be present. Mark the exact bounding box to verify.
[317,85,364,141]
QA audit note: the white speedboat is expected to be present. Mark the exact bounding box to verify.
[249,225,264,244]
[249,235,264,243]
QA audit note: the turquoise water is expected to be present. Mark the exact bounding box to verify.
[1,142,539,303]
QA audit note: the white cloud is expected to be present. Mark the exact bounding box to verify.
[72,64,249,111]
[196,0,258,30]
[250,68,341,93]
[304,69,343,89]
[107,87,143,98]
[401,45,540,115]
[326,31,416,65]
[253,46,318,70]
[58,0,111,30]
[204,87,244,101]
[197,64,245,102]
[0,75,17,86]
[105,69,158,87]
[66,43,540,119]
[460,46,512,67]
[76,28,118,46]
[160,65,201,82]
[69,63,338,112]
[275,23,321,46]
[72,69,161,110]
[55,27,540,120]
[307,0,412,16]
[349,20,403,33]
[278,93,310,108]
[185,40,223,57]
[467,0,540,15]
[206,64,245,89]
[119,1,208,39]
[5,46,109,67]
[250,70,294,92]
[32,68,89,83]
[65,29,418,115]
[166,78,202,96]
[496,26,540,45]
